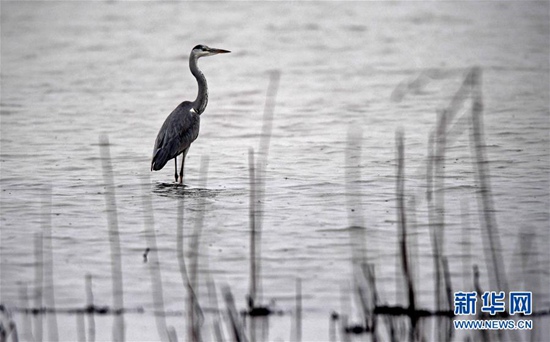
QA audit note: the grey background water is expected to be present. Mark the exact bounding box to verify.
[1,1,549,341]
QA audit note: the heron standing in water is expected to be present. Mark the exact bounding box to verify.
[151,45,230,184]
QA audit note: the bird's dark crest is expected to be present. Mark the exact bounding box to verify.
[193,45,207,51]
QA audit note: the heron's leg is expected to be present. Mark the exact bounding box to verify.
[174,156,178,183]
[178,147,190,185]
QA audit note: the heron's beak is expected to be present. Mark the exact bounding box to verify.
[209,48,231,54]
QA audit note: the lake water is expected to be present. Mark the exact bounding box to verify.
[1,1,549,341]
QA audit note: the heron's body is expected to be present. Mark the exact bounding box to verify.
[151,101,200,171]
[151,45,230,183]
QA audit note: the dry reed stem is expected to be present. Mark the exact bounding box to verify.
[99,134,125,342]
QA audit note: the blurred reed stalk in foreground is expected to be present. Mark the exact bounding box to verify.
[244,70,281,342]
[85,274,96,342]
[99,134,125,342]
[395,130,419,342]
[41,187,59,342]
[467,68,508,294]
[141,175,171,342]
[248,70,280,313]
[188,156,209,342]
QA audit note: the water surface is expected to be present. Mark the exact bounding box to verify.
[1,2,549,340]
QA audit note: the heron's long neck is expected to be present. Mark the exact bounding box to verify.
[190,56,208,114]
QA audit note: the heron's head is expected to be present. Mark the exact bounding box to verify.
[192,45,231,58]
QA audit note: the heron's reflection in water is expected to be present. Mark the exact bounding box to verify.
[153,182,223,199]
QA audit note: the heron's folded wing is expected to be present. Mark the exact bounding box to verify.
[151,102,200,171]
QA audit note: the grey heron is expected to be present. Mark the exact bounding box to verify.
[151,44,230,184]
